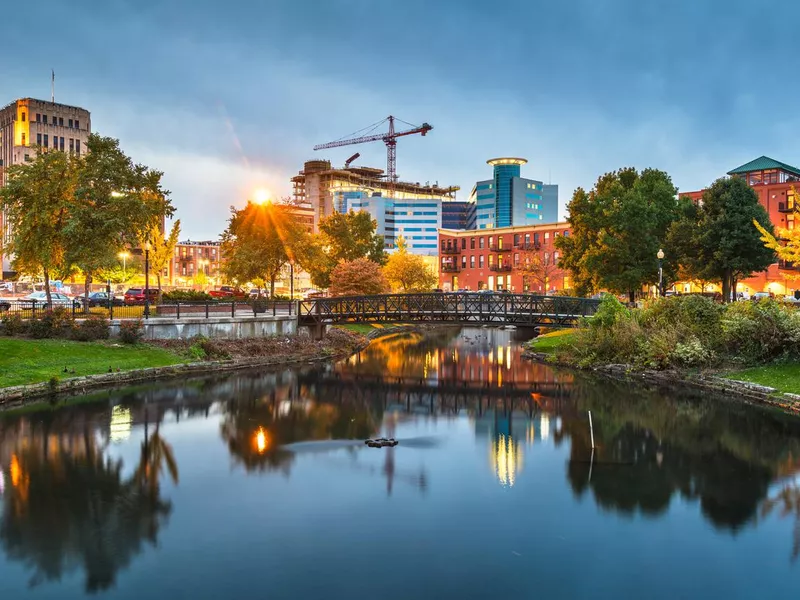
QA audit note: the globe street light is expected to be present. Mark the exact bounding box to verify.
[657,248,665,297]
[144,241,152,318]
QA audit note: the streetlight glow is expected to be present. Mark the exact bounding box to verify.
[657,249,665,260]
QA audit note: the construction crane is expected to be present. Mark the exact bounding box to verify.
[314,116,433,184]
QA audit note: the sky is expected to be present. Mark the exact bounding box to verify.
[4,0,800,239]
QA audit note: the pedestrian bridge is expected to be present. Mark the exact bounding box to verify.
[298,293,600,335]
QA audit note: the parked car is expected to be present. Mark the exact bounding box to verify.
[752,292,772,301]
[123,288,160,305]
[0,299,10,312]
[304,290,326,299]
[21,291,79,309]
[209,286,247,299]
[248,288,268,298]
[75,291,125,308]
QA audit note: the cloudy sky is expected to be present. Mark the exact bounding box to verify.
[4,0,799,239]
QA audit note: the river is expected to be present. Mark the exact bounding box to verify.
[1,327,799,599]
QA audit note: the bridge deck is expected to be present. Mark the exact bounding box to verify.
[298,293,600,328]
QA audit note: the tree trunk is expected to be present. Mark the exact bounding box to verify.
[84,272,92,314]
[156,273,162,302]
[43,267,52,307]
[270,275,276,299]
[628,290,635,305]
[721,271,731,304]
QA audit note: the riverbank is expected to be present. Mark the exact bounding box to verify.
[524,330,800,413]
[0,328,369,408]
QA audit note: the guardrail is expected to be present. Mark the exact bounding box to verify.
[0,299,295,320]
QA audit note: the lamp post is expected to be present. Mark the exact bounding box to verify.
[144,241,152,318]
[657,248,665,297]
[118,251,129,281]
[289,259,295,300]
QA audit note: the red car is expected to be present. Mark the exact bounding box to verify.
[209,286,247,300]
[123,288,160,305]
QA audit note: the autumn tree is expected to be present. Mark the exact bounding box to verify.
[64,134,173,308]
[139,220,181,299]
[329,258,389,296]
[668,177,775,302]
[383,236,437,292]
[754,186,800,285]
[0,149,76,305]
[556,168,681,302]
[517,250,559,293]
[220,201,309,297]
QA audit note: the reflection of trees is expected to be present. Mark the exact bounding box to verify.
[220,389,380,475]
[0,425,175,592]
[762,483,800,562]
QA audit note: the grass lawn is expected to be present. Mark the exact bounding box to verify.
[0,338,185,388]
[527,329,576,354]
[724,364,800,395]
[335,323,412,335]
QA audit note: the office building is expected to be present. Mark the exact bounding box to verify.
[683,155,800,297]
[438,222,571,292]
[470,158,558,229]
[291,159,458,256]
[442,199,476,230]
[0,98,91,276]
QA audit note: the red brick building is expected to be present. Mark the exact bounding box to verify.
[684,156,800,297]
[438,223,571,293]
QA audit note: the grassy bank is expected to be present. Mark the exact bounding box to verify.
[0,338,184,388]
[526,329,575,354]
[334,323,413,335]
[724,364,800,395]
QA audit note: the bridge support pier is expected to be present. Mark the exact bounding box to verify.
[306,323,327,341]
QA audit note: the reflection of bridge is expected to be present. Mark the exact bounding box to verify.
[298,293,600,337]
[299,371,573,415]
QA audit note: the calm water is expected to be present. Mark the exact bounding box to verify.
[1,327,800,599]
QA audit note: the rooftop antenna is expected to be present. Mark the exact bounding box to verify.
[51,69,55,103]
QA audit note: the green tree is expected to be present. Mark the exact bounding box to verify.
[329,258,389,296]
[0,150,76,305]
[220,201,309,297]
[383,236,437,292]
[139,220,180,298]
[668,177,775,302]
[556,168,680,302]
[64,134,173,309]
[754,187,800,282]
[309,211,387,288]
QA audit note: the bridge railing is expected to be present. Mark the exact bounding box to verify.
[298,292,600,326]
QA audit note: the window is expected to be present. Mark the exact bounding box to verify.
[21,133,26,146]
[24,153,31,162]
[441,240,446,250]
[544,252,550,265]
[514,253,520,266]
[68,119,73,128]
[524,233,530,244]
[470,256,475,268]
[461,238,466,250]
[563,230,569,237]
[461,256,467,269]
[488,254,495,267]
[43,134,48,148]
[75,119,80,129]
[69,138,74,152]
[60,137,64,150]
[534,233,540,244]
[470,237,475,249]
[21,112,26,122]
[514,234,520,246]
[42,115,47,124]
[36,133,42,145]
[36,113,41,122]
[75,139,80,155]
[544,232,550,241]
[479,256,484,268]
[479,237,485,249]
[59,117,64,126]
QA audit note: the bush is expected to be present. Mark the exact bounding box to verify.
[641,294,723,342]
[589,294,631,329]
[1,313,27,336]
[162,290,213,302]
[118,319,145,344]
[722,299,800,362]
[71,315,110,341]
[29,308,74,339]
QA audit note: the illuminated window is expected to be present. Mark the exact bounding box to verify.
[21,133,25,145]
[479,255,485,268]
[21,112,26,122]
[470,255,475,268]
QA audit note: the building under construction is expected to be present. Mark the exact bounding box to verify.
[291,159,459,255]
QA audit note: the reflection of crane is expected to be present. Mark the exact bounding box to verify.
[314,116,433,185]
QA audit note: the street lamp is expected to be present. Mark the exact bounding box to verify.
[118,251,130,280]
[289,259,295,300]
[144,241,152,318]
[657,248,665,297]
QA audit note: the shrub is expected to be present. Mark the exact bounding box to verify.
[641,295,723,344]
[162,290,213,302]
[118,319,145,344]
[1,313,27,336]
[589,294,630,329]
[671,336,715,367]
[29,308,74,339]
[722,299,800,362]
[71,315,110,341]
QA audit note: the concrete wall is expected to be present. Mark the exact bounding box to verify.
[109,316,297,340]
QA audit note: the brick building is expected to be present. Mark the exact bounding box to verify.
[438,222,571,293]
[168,240,222,286]
[684,156,800,297]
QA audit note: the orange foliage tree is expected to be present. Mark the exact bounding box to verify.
[329,258,390,296]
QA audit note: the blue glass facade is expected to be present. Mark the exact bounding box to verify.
[441,200,476,230]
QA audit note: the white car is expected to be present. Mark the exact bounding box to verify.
[21,291,78,309]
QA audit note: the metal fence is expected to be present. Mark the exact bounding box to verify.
[0,300,295,320]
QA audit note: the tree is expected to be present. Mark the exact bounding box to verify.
[220,201,309,297]
[383,236,437,292]
[64,134,173,309]
[668,177,775,302]
[309,211,387,288]
[754,187,800,281]
[329,258,389,296]
[0,149,76,305]
[139,220,180,298]
[517,250,559,293]
[556,168,681,302]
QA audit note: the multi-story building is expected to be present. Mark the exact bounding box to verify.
[469,158,558,230]
[438,222,571,292]
[683,155,800,297]
[169,240,222,287]
[291,159,458,255]
[0,98,91,276]
[441,199,476,230]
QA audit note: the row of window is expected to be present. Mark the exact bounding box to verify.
[32,133,80,153]
[442,251,561,270]
[440,230,569,251]
[24,112,82,129]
